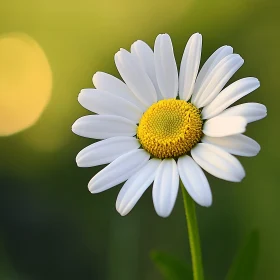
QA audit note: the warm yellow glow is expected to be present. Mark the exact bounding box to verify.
[0,33,52,136]
[137,99,203,159]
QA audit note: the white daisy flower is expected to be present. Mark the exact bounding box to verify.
[72,33,267,218]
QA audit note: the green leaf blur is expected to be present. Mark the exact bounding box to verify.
[151,251,193,280]
[226,231,260,280]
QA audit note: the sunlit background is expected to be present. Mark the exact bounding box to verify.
[1,0,279,279]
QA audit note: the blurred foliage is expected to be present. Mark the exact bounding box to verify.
[226,231,260,280]
[0,0,280,280]
[151,251,193,280]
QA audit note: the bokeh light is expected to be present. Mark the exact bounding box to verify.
[0,33,52,136]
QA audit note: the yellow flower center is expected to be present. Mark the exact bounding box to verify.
[137,99,203,159]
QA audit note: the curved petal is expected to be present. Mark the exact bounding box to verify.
[88,149,150,193]
[154,34,178,99]
[116,159,161,216]
[194,45,233,90]
[131,40,162,100]
[92,72,145,111]
[217,103,267,123]
[202,134,261,157]
[192,54,244,108]
[72,115,137,139]
[153,159,179,217]
[202,78,260,119]
[179,33,202,101]
[115,49,157,107]
[76,136,140,167]
[203,116,247,137]
[178,155,212,207]
[191,143,245,182]
[78,89,143,123]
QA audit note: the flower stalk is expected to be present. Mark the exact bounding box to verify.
[181,180,204,280]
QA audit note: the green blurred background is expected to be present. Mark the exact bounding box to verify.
[0,0,279,279]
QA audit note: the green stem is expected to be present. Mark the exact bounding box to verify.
[180,180,204,280]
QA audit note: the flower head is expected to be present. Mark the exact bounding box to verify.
[72,33,267,217]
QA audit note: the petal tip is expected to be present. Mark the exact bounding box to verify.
[92,71,101,79]
[76,154,87,167]
[193,32,202,38]
[92,72,102,87]
[157,212,170,218]
[88,182,96,194]
[161,33,171,40]
[254,146,261,156]
[118,211,126,217]
[201,201,212,208]
[118,209,128,217]
[255,78,261,87]
[77,90,86,104]
[116,201,130,216]
[114,51,121,61]
[75,155,81,166]
[120,48,127,52]
[233,54,244,63]
[71,122,78,134]
[236,169,246,182]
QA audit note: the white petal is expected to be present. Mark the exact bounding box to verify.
[203,116,247,137]
[202,78,260,119]
[92,71,145,111]
[179,33,202,101]
[115,49,157,107]
[72,115,136,139]
[88,149,150,193]
[116,159,161,216]
[154,34,178,99]
[202,134,260,157]
[131,40,163,100]
[191,143,245,182]
[78,89,143,123]
[194,45,233,90]
[192,54,244,108]
[217,103,267,123]
[178,155,212,207]
[153,159,179,217]
[76,136,140,167]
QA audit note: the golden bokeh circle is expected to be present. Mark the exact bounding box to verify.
[0,33,52,136]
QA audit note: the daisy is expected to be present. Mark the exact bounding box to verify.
[72,33,267,217]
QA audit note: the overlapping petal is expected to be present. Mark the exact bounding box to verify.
[76,136,140,167]
[202,78,260,119]
[92,72,145,111]
[131,40,162,100]
[116,159,161,216]
[178,155,212,207]
[217,103,267,123]
[115,49,157,107]
[191,143,245,182]
[78,89,143,123]
[88,149,150,193]
[192,54,244,108]
[202,134,260,157]
[194,45,233,89]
